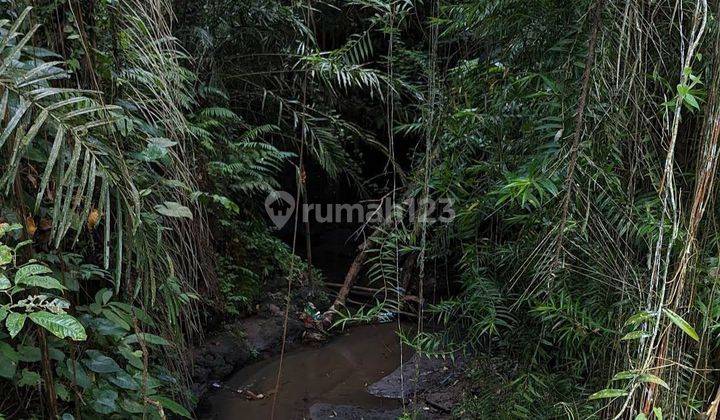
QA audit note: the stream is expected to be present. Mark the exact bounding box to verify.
[202,323,411,419]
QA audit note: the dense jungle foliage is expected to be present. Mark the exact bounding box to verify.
[1,0,720,418]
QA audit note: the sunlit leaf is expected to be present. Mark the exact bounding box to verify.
[621,330,650,341]
[663,308,699,341]
[624,311,654,327]
[15,264,53,281]
[0,274,10,290]
[6,312,26,338]
[0,245,12,266]
[636,373,669,390]
[16,275,66,291]
[29,311,86,341]
[154,201,193,219]
[589,388,628,400]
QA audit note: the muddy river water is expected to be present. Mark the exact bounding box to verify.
[202,323,411,419]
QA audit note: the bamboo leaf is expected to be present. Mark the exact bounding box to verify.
[46,96,92,111]
[662,308,699,341]
[588,388,628,400]
[621,330,651,341]
[624,311,654,328]
[611,371,636,381]
[0,100,30,150]
[0,23,40,74]
[636,374,669,390]
[63,105,119,121]
[653,407,663,420]
[0,6,32,53]
[19,60,65,83]
[0,90,7,124]
[35,129,65,212]
[7,109,49,171]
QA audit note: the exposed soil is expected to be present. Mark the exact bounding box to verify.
[191,311,305,399]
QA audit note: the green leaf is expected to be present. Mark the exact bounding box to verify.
[132,371,162,389]
[60,359,91,389]
[17,345,41,362]
[155,396,191,418]
[137,137,177,162]
[14,239,32,253]
[0,274,10,290]
[101,308,130,331]
[611,371,668,389]
[154,201,193,219]
[6,312,26,338]
[621,330,650,341]
[92,317,127,337]
[0,245,12,266]
[611,371,635,381]
[0,306,7,322]
[29,312,86,341]
[0,223,22,237]
[56,382,71,401]
[109,302,154,326]
[625,311,654,327]
[0,342,18,379]
[123,333,170,346]
[677,84,690,96]
[635,414,647,420]
[662,308,699,341]
[15,264,52,281]
[684,93,699,110]
[98,288,113,305]
[589,388,628,400]
[119,346,144,370]
[91,388,118,414]
[17,368,41,387]
[653,407,663,420]
[108,370,139,390]
[120,398,146,414]
[636,373,669,390]
[49,347,65,362]
[16,275,66,290]
[83,350,121,373]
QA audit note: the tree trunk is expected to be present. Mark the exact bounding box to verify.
[322,239,369,327]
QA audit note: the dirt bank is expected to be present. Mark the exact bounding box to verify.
[191,309,305,400]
